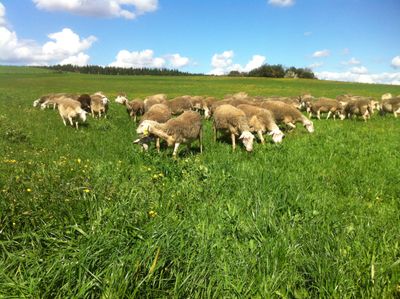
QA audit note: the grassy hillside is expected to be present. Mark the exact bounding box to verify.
[1,66,400,298]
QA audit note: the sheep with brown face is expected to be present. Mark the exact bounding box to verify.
[136,111,202,157]
[144,94,168,112]
[307,98,344,120]
[133,103,172,152]
[237,104,285,144]
[212,104,255,152]
[259,101,314,133]
[56,97,87,129]
[380,97,400,117]
[115,94,144,122]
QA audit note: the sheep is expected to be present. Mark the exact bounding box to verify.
[167,96,193,115]
[144,94,168,112]
[38,93,77,110]
[114,94,144,121]
[342,98,373,121]
[380,97,400,117]
[381,93,393,101]
[57,97,87,129]
[133,103,172,152]
[212,104,255,152]
[259,101,314,133]
[237,104,285,144]
[202,97,218,119]
[136,111,203,157]
[90,93,109,118]
[307,98,344,120]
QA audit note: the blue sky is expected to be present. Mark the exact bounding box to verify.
[1,0,399,84]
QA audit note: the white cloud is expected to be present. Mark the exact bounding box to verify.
[268,0,295,7]
[309,62,324,69]
[342,57,361,65]
[312,49,330,58]
[316,71,400,85]
[350,66,368,74]
[391,56,400,69]
[208,51,266,75]
[167,53,190,68]
[33,0,158,19]
[59,52,90,66]
[109,49,166,68]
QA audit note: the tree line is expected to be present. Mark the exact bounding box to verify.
[40,64,201,76]
[38,63,316,79]
[228,64,316,79]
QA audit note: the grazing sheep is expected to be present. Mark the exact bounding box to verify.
[259,101,314,133]
[381,93,393,101]
[133,103,172,152]
[115,94,144,121]
[307,98,344,120]
[202,97,218,119]
[237,104,285,144]
[168,96,193,115]
[380,97,400,117]
[144,94,168,112]
[90,93,109,118]
[136,111,202,157]
[342,98,373,121]
[213,104,255,152]
[38,93,77,110]
[57,97,87,129]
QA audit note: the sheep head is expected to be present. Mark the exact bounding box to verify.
[304,120,314,133]
[136,120,156,137]
[239,131,255,152]
[268,129,285,143]
[115,95,128,104]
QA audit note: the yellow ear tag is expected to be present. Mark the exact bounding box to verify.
[143,128,149,136]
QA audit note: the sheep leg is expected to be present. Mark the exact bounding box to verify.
[173,143,180,157]
[287,122,296,130]
[317,110,321,120]
[199,127,203,153]
[231,133,236,151]
[75,121,79,129]
[156,137,160,153]
[326,111,332,120]
[68,116,74,127]
[257,130,265,144]
[60,115,67,126]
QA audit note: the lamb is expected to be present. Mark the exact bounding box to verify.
[90,93,109,118]
[212,104,255,152]
[342,98,373,121]
[56,97,87,129]
[307,98,344,120]
[133,104,172,152]
[380,97,400,117]
[259,101,314,133]
[144,94,168,112]
[136,111,203,157]
[237,104,285,144]
[114,94,144,121]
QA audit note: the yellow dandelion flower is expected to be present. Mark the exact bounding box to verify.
[148,210,157,218]
[153,174,158,179]
[77,158,81,164]
[83,189,90,193]
[26,188,32,192]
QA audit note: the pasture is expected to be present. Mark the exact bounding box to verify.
[0,66,400,298]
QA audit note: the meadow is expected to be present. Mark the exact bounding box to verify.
[0,66,400,298]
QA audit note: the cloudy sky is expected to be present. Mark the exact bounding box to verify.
[1,0,400,84]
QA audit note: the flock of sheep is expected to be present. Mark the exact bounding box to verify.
[33,91,400,156]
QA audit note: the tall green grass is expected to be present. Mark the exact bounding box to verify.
[0,67,400,298]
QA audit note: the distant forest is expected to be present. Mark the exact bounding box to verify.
[39,64,316,79]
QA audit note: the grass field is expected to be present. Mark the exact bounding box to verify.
[1,66,400,298]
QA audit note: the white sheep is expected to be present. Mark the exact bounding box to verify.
[237,104,285,144]
[136,111,203,157]
[212,104,255,152]
[57,97,87,129]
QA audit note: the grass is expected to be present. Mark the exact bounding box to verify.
[0,66,400,298]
